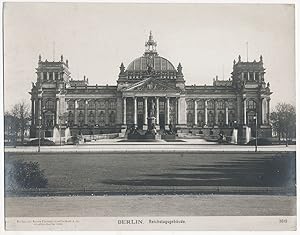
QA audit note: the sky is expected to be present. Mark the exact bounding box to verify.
[3,3,295,111]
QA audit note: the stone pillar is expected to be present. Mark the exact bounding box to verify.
[31,99,35,125]
[267,99,270,124]
[53,72,55,81]
[156,97,159,125]
[84,100,88,125]
[244,99,247,125]
[166,97,170,125]
[38,98,42,126]
[178,96,187,126]
[95,100,98,124]
[144,97,148,125]
[47,72,49,80]
[56,98,60,125]
[214,100,218,125]
[123,97,127,125]
[134,97,137,125]
[74,100,78,125]
[194,99,198,126]
[204,100,208,126]
[261,98,265,125]
[225,104,229,125]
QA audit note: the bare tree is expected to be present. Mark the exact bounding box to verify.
[8,101,31,144]
[270,103,296,146]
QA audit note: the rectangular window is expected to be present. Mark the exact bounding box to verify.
[43,72,47,80]
[138,101,143,110]
[243,72,248,80]
[159,101,165,110]
[55,72,59,80]
[255,72,259,81]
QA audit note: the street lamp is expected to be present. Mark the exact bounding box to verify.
[253,114,258,152]
[38,115,42,152]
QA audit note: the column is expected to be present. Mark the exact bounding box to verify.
[225,103,229,125]
[267,99,270,124]
[261,98,265,125]
[40,72,43,81]
[134,97,137,125]
[156,97,159,125]
[47,72,49,80]
[194,99,198,126]
[204,100,208,126]
[53,72,55,81]
[214,100,218,125]
[94,99,98,124]
[144,97,148,125]
[56,98,60,125]
[166,97,170,125]
[38,98,42,126]
[84,100,88,125]
[123,97,127,125]
[178,96,187,126]
[74,100,78,125]
[31,99,35,125]
[244,99,247,125]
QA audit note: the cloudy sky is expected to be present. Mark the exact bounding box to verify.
[3,3,295,111]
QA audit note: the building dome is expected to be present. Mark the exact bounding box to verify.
[126,55,176,72]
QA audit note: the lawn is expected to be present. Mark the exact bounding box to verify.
[4,151,296,195]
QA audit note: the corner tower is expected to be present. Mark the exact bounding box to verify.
[30,55,71,138]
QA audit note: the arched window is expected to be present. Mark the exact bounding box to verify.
[78,101,85,109]
[217,100,225,110]
[247,100,257,110]
[197,100,204,110]
[45,100,55,110]
[218,111,225,126]
[68,100,75,110]
[88,111,95,125]
[44,111,54,127]
[247,111,256,126]
[68,111,74,127]
[187,112,193,126]
[207,100,214,110]
[228,111,236,127]
[98,111,105,127]
[88,100,95,109]
[109,111,115,125]
[208,111,214,127]
[197,111,204,127]
[78,111,84,126]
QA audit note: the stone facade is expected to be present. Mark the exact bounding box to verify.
[30,32,272,139]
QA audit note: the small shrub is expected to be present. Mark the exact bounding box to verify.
[5,159,48,190]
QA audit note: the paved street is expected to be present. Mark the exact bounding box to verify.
[4,139,296,153]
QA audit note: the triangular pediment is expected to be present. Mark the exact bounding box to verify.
[124,78,180,92]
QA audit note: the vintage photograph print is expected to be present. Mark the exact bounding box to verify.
[3,2,296,231]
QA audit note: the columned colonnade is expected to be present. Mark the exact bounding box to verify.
[122,96,173,126]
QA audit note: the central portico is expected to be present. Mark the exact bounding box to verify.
[121,78,184,130]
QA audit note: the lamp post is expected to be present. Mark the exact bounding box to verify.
[38,115,42,152]
[253,114,258,152]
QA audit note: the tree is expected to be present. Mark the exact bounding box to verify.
[270,103,296,146]
[5,101,31,144]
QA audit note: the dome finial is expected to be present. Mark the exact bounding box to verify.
[145,31,157,55]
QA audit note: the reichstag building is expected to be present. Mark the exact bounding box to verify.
[30,32,272,139]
